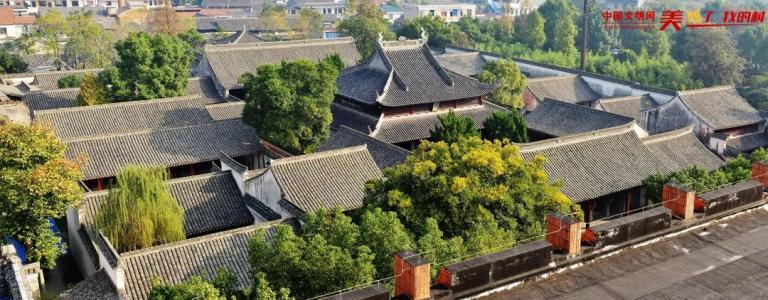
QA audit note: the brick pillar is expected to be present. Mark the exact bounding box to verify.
[546,213,582,256]
[752,161,768,189]
[394,251,430,300]
[662,183,695,221]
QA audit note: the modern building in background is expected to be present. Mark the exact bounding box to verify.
[403,2,475,23]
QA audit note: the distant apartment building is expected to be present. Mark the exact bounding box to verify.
[0,7,33,40]
[403,2,475,23]
[380,3,403,23]
[488,0,542,16]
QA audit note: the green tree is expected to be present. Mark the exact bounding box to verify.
[429,111,480,143]
[95,165,185,252]
[357,208,415,276]
[36,10,66,69]
[63,10,116,69]
[177,28,205,54]
[259,5,289,35]
[296,8,324,39]
[417,218,465,278]
[0,48,27,73]
[0,121,84,268]
[620,29,670,57]
[579,1,620,54]
[57,74,83,88]
[739,25,768,68]
[478,59,526,108]
[397,16,454,48]
[675,29,745,86]
[241,56,339,153]
[250,273,295,300]
[337,0,395,59]
[363,136,581,243]
[515,11,546,49]
[76,73,109,106]
[101,32,193,101]
[148,276,222,300]
[13,32,35,55]
[537,0,577,52]
[482,111,528,143]
[248,225,375,299]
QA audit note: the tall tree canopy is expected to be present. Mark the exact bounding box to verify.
[0,121,83,268]
[63,10,116,68]
[296,8,324,39]
[76,73,109,106]
[580,1,620,54]
[363,136,582,242]
[337,0,394,59]
[151,0,192,35]
[100,32,193,102]
[478,59,526,108]
[397,16,456,49]
[248,224,375,299]
[482,111,528,143]
[620,29,670,57]
[259,5,290,36]
[515,11,546,49]
[738,24,768,68]
[36,10,66,69]
[241,56,340,153]
[674,29,745,86]
[0,48,27,73]
[429,111,480,143]
[537,0,577,53]
[96,165,185,252]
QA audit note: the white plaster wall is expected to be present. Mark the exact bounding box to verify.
[245,170,293,218]
[65,207,98,277]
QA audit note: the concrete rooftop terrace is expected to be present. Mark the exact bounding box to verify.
[480,206,768,299]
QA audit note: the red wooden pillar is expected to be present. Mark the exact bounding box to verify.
[394,251,430,300]
[546,213,583,256]
[662,183,695,221]
[752,161,768,188]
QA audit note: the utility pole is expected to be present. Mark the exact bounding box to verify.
[580,0,588,71]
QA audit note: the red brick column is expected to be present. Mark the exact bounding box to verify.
[394,251,430,300]
[662,183,695,221]
[752,161,768,188]
[546,214,582,255]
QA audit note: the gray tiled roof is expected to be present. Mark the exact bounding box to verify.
[35,95,214,141]
[206,101,245,121]
[21,54,56,71]
[32,69,101,90]
[330,103,379,133]
[270,145,382,214]
[678,85,764,130]
[204,38,360,91]
[22,88,80,111]
[118,220,288,300]
[66,119,264,180]
[59,269,119,300]
[641,127,724,172]
[724,130,768,154]
[526,99,635,137]
[435,52,487,77]
[23,78,227,112]
[336,41,496,107]
[318,126,410,169]
[594,94,659,120]
[526,75,600,104]
[517,124,671,203]
[371,103,500,144]
[81,172,255,237]
[186,77,228,104]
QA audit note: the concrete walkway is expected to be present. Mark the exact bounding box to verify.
[481,206,768,299]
